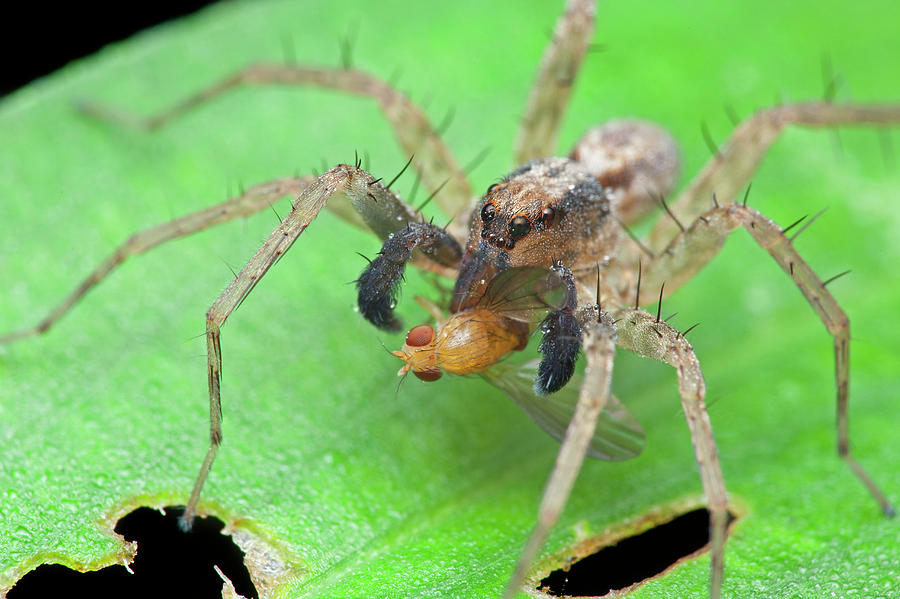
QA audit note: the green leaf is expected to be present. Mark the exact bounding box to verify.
[2,0,899,597]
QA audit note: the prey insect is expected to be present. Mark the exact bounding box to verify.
[390,264,644,462]
[2,0,898,597]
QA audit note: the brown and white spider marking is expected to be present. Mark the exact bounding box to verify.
[3,0,898,597]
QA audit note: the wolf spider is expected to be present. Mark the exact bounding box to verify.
[3,0,898,597]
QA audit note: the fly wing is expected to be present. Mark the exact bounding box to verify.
[482,359,645,461]
[477,266,567,323]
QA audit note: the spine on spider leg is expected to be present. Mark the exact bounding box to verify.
[535,265,581,395]
[356,222,460,331]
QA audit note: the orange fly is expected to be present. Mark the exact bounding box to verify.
[392,265,645,461]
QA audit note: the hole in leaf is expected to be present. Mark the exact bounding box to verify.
[8,506,258,599]
[538,507,738,597]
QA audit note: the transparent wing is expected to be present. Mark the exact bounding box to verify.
[482,358,645,461]
[477,266,567,323]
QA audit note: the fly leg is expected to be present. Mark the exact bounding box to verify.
[503,311,617,599]
[356,222,462,331]
[515,0,596,164]
[632,202,895,515]
[535,264,581,395]
[79,65,473,222]
[646,103,900,250]
[0,176,309,344]
[614,307,728,599]
[182,164,455,528]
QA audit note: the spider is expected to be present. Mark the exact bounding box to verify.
[2,0,898,597]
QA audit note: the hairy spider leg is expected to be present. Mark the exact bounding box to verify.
[0,177,309,344]
[3,51,485,345]
[505,306,729,597]
[504,311,618,599]
[613,308,728,599]
[632,202,895,515]
[182,163,452,528]
[647,103,900,250]
[78,64,474,224]
[515,0,595,164]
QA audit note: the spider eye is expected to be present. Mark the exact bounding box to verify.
[508,214,532,241]
[405,324,435,347]
[537,206,556,229]
[481,201,496,224]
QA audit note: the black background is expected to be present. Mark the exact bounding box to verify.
[2,2,220,96]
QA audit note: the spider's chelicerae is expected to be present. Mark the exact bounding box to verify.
[3,0,899,597]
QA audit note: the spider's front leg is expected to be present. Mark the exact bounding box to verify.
[614,308,728,599]
[182,163,455,528]
[631,201,895,516]
[504,310,618,599]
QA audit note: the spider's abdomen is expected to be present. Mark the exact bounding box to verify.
[570,119,680,225]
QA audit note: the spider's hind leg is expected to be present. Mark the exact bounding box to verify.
[515,0,596,164]
[647,102,900,249]
[79,63,475,222]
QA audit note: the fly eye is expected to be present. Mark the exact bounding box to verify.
[413,369,442,382]
[538,206,556,229]
[405,324,435,347]
[508,214,532,241]
[481,201,496,224]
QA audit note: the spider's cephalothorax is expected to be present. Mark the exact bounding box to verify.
[453,157,618,313]
[357,131,683,395]
[357,157,626,394]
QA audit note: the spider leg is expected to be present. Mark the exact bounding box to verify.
[627,204,736,306]
[79,64,473,222]
[0,155,453,345]
[0,176,309,344]
[179,163,448,528]
[640,203,895,516]
[503,312,617,599]
[632,202,894,515]
[514,0,595,164]
[614,307,728,599]
[647,102,900,249]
